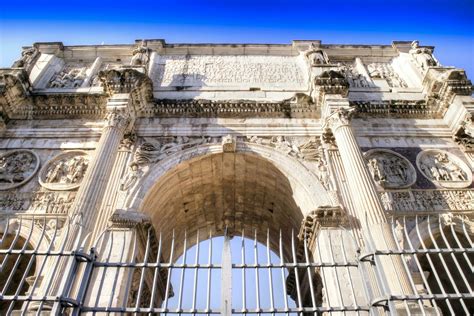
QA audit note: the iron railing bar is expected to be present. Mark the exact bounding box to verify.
[149,231,163,313]
[427,216,469,314]
[253,229,261,315]
[0,216,24,274]
[162,230,175,314]
[290,229,303,310]
[416,215,455,314]
[461,216,473,247]
[403,216,440,315]
[135,227,152,309]
[438,216,473,295]
[241,230,246,313]
[449,221,473,272]
[177,230,187,313]
[205,230,212,313]
[278,230,289,312]
[191,230,200,314]
[266,229,275,314]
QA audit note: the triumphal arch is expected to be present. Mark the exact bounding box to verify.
[0,39,473,315]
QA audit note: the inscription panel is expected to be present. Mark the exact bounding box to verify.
[151,55,307,90]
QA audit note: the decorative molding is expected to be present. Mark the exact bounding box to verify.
[364,149,416,189]
[416,149,472,189]
[0,149,40,190]
[39,151,90,191]
[108,208,151,229]
[380,189,474,213]
[351,100,437,118]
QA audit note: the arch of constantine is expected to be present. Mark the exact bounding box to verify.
[0,39,473,315]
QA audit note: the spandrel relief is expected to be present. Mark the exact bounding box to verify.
[39,151,90,190]
[417,150,472,188]
[0,150,40,190]
[47,64,89,88]
[364,149,416,189]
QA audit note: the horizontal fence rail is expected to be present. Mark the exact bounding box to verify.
[0,213,472,315]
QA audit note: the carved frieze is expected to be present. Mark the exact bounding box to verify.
[364,149,416,189]
[351,100,436,118]
[416,150,472,188]
[380,189,474,212]
[0,150,40,190]
[0,191,76,214]
[151,55,306,89]
[39,151,90,190]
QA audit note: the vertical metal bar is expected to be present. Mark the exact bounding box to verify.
[415,215,454,314]
[290,229,303,311]
[389,217,424,315]
[241,230,247,313]
[403,216,440,315]
[221,228,232,316]
[278,230,289,312]
[149,232,162,313]
[266,229,275,314]
[449,220,472,270]
[254,229,261,315]
[428,216,468,314]
[163,230,175,313]
[177,231,187,312]
[205,230,212,313]
[302,227,316,311]
[135,227,152,309]
[192,230,200,313]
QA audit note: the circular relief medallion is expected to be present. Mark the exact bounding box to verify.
[39,151,90,191]
[0,150,40,190]
[364,149,416,189]
[416,150,472,188]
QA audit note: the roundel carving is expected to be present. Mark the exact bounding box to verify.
[0,150,40,190]
[416,149,472,188]
[39,151,90,191]
[364,149,416,189]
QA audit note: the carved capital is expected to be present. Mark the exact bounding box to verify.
[105,107,132,132]
[323,107,355,132]
[108,209,151,229]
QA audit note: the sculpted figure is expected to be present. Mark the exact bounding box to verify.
[305,44,328,66]
[13,47,38,69]
[131,41,150,67]
[409,41,438,72]
[120,163,141,191]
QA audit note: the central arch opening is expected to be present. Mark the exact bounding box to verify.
[138,151,326,313]
[141,152,318,258]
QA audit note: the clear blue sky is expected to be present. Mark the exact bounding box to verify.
[1,0,473,77]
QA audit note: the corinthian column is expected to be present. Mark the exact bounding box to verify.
[324,107,417,308]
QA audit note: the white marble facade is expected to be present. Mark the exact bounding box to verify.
[0,39,473,315]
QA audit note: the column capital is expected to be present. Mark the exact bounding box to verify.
[323,107,356,132]
[104,104,133,132]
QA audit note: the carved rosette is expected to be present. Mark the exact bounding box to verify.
[0,150,40,190]
[416,149,472,188]
[324,107,355,132]
[364,149,416,189]
[39,151,91,191]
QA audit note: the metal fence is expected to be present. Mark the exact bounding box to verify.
[0,213,472,315]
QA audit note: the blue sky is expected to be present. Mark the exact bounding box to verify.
[1,0,473,76]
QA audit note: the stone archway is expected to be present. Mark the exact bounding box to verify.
[127,140,333,259]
